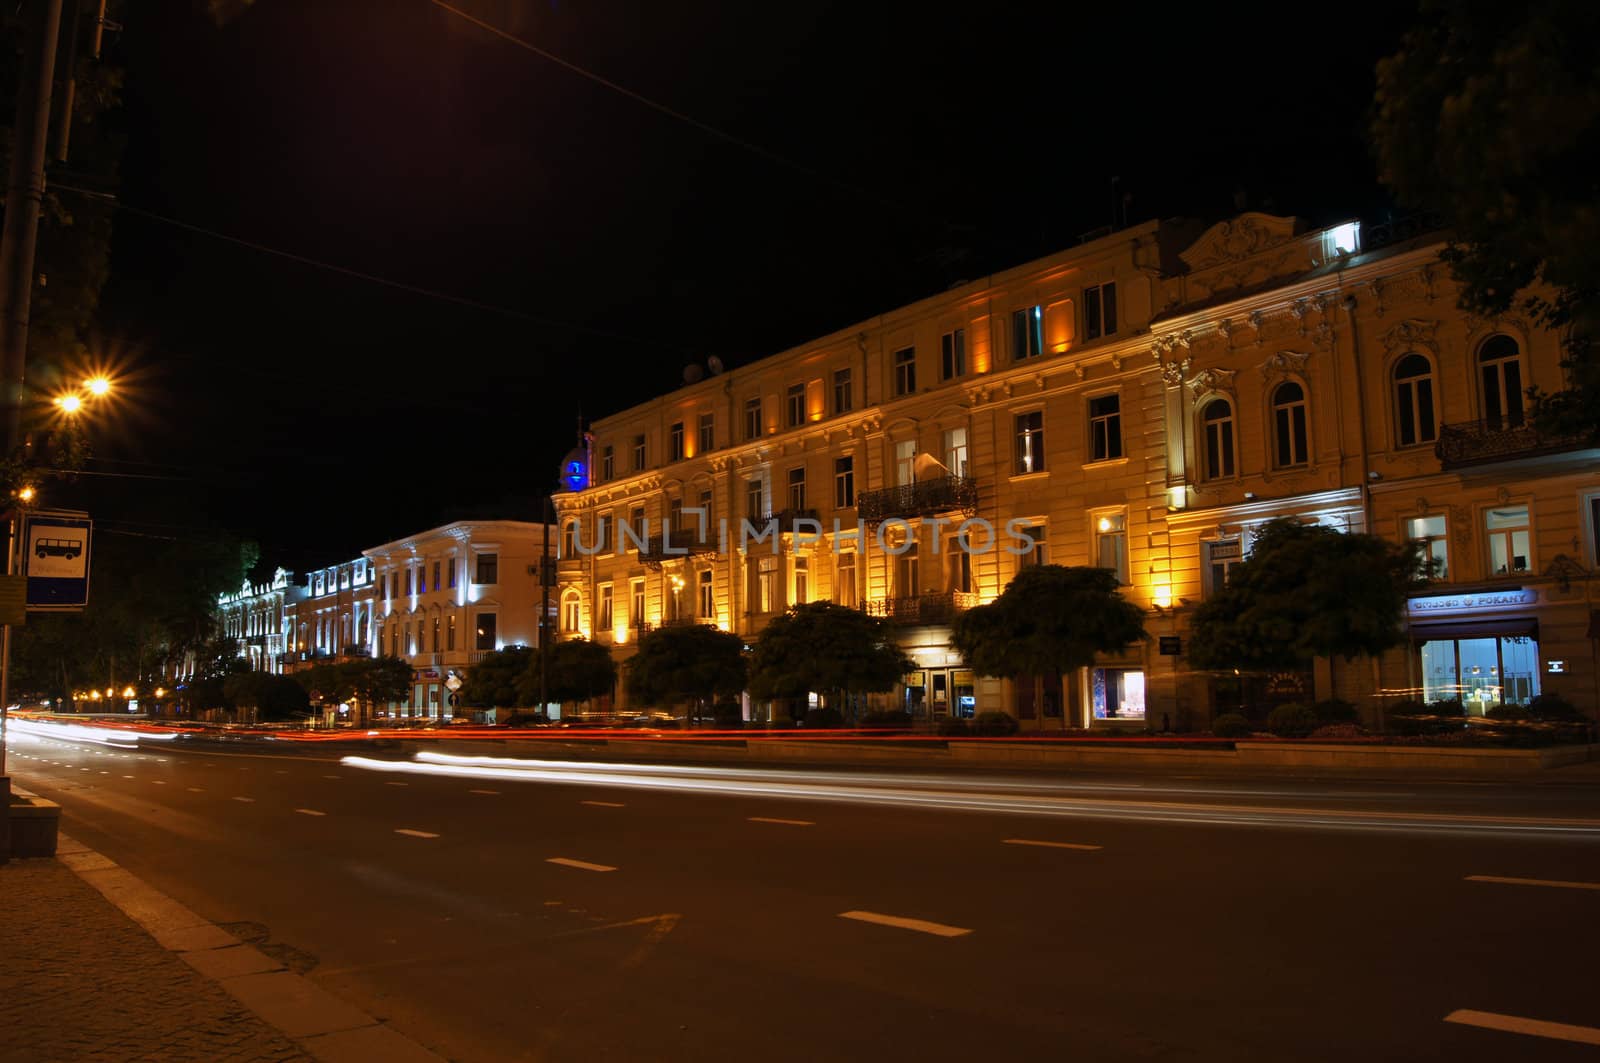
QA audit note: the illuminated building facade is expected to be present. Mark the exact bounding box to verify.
[557,212,1599,728]
[216,567,298,675]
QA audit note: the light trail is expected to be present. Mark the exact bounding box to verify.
[340,753,1600,841]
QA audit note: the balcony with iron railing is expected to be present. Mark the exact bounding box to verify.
[857,476,978,525]
[864,590,980,626]
[640,527,724,570]
[1435,419,1589,469]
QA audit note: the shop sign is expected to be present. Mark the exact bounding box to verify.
[1407,589,1538,617]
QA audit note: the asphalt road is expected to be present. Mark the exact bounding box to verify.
[8,726,1600,1062]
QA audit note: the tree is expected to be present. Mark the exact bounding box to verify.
[748,602,912,722]
[515,638,616,708]
[224,671,309,722]
[952,565,1147,680]
[624,624,747,726]
[460,645,534,708]
[1372,0,1600,438]
[1187,519,1423,673]
[345,656,413,722]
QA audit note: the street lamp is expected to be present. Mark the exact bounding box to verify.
[85,376,111,397]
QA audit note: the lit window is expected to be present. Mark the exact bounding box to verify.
[1271,382,1309,467]
[1406,515,1449,581]
[794,556,809,605]
[835,551,857,608]
[1011,306,1043,360]
[1015,411,1045,474]
[756,557,777,614]
[1095,513,1128,584]
[698,570,714,618]
[1018,523,1048,568]
[1485,505,1532,575]
[1084,283,1117,340]
[944,427,968,478]
[1394,354,1437,447]
[475,613,496,651]
[598,585,613,630]
[447,614,456,650]
[562,592,581,633]
[895,440,916,486]
[894,347,916,396]
[630,580,646,627]
[1205,538,1240,594]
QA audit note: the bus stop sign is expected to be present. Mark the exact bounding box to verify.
[23,510,93,611]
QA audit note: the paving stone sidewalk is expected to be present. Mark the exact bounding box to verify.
[0,855,310,1063]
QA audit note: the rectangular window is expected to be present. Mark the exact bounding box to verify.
[894,346,916,396]
[746,477,765,518]
[698,570,714,619]
[631,579,646,627]
[698,412,714,454]
[1406,515,1449,581]
[1084,282,1118,340]
[475,613,497,651]
[835,551,857,608]
[629,506,646,551]
[895,440,916,485]
[669,421,685,461]
[794,556,809,605]
[1089,394,1122,461]
[943,427,968,478]
[698,489,714,531]
[787,466,806,511]
[1092,667,1145,720]
[834,456,855,509]
[1485,505,1532,575]
[895,542,919,597]
[601,445,614,481]
[387,572,396,601]
[405,569,413,596]
[1095,512,1128,584]
[632,434,646,471]
[786,383,806,428]
[447,614,456,651]
[833,368,853,414]
[757,557,777,614]
[598,585,614,630]
[668,497,683,534]
[941,329,966,380]
[475,553,498,584]
[1205,538,1241,595]
[745,397,763,441]
[1421,635,1541,713]
[431,561,441,592]
[946,546,972,593]
[1019,523,1048,568]
[433,615,441,652]
[1015,411,1046,474]
[1011,306,1043,360]
[447,560,457,588]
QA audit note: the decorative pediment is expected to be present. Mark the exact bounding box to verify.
[1179,213,1302,271]
[1259,349,1313,382]
[1381,318,1439,356]
[1185,367,1236,398]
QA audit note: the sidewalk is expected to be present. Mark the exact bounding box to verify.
[0,851,308,1063]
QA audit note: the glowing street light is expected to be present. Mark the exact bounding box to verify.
[16,485,35,503]
[85,376,111,397]
[54,393,83,414]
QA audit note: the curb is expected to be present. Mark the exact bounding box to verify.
[48,822,448,1063]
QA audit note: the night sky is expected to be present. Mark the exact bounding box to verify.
[63,0,1419,576]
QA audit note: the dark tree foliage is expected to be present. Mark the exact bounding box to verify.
[1187,519,1424,671]
[748,601,911,713]
[1372,0,1600,438]
[951,565,1146,679]
[623,624,746,724]
[223,671,310,721]
[460,645,535,708]
[515,638,616,706]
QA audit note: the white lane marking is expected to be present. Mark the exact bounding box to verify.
[274,769,288,774]
[748,816,814,826]
[395,828,439,839]
[323,775,341,779]
[1444,1009,1600,1045]
[385,781,409,787]
[186,787,205,793]
[122,775,134,779]
[151,780,166,785]
[838,910,972,938]
[1466,874,1600,891]
[547,857,617,873]
[295,808,327,817]
[469,789,499,795]
[1004,838,1103,851]
[581,800,625,808]
[231,796,255,803]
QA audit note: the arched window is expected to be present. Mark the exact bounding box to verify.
[1201,398,1235,479]
[1393,354,1436,446]
[561,520,578,559]
[561,590,582,633]
[1478,334,1525,430]
[1271,382,1309,467]
[432,613,441,653]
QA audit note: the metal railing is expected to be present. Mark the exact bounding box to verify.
[864,590,980,625]
[1435,419,1588,469]
[857,476,978,525]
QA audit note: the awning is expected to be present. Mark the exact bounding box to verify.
[1410,617,1538,641]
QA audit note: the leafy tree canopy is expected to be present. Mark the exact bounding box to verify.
[748,601,912,702]
[1372,0,1600,437]
[624,624,746,715]
[515,638,617,706]
[951,565,1146,679]
[224,671,310,722]
[1187,519,1423,671]
[460,645,534,708]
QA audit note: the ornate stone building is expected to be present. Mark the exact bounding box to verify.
[216,567,298,675]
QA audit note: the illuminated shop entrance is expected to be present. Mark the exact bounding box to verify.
[1419,632,1540,715]
[903,669,977,719]
[1092,667,1146,722]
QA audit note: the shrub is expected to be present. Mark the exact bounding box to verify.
[1313,698,1358,724]
[1211,713,1253,738]
[1528,693,1582,721]
[1388,700,1427,717]
[1267,703,1319,738]
[936,717,973,737]
[712,700,744,726]
[971,711,1019,737]
[1485,703,1531,721]
[860,710,912,729]
[1309,723,1368,740]
[1426,698,1466,717]
[501,712,549,728]
[804,706,845,728]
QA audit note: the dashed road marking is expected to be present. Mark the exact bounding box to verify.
[395,828,439,839]
[469,789,499,795]
[295,808,327,817]
[1445,1009,1600,1046]
[122,775,134,780]
[187,787,205,793]
[1003,838,1103,851]
[748,816,814,826]
[231,796,255,803]
[838,911,972,938]
[547,857,617,873]
[1466,875,1600,891]
[385,781,409,787]
[151,780,166,785]
[581,800,625,808]
[323,775,341,779]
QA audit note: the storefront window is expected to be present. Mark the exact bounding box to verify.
[952,670,976,719]
[1092,668,1146,720]
[1420,636,1540,714]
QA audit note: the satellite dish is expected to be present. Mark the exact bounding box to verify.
[706,356,725,376]
[683,364,704,384]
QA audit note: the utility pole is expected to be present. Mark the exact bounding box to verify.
[538,495,553,717]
